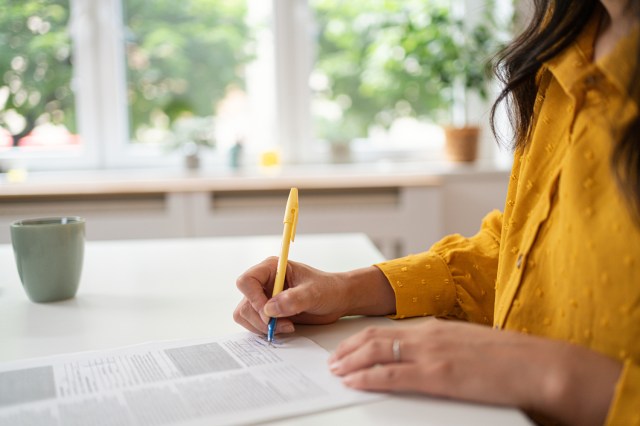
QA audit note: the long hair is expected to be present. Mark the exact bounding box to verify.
[490,0,640,222]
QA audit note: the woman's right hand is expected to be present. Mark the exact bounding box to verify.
[233,257,396,337]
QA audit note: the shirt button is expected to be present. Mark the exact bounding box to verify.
[584,74,598,87]
[516,254,523,268]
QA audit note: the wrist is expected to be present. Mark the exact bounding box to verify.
[526,341,621,426]
[339,266,396,317]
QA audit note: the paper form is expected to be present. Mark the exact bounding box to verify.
[0,333,385,425]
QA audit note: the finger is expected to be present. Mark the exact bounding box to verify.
[236,258,278,323]
[234,315,263,336]
[331,326,405,362]
[264,282,322,318]
[233,299,297,335]
[273,318,296,335]
[233,299,268,334]
[342,364,424,393]
[342,357,470,400]
[236,257,278,296]
[330,337,404,376]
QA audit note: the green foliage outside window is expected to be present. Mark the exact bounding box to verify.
[2,0,506,152]
[0,0,74,146]
[0,0,253,148]
[123,0,254,146]
[312,0,506,143]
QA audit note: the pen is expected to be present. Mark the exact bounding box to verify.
[267,187,299,344]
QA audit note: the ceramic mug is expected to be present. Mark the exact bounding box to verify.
[10,217,85,303]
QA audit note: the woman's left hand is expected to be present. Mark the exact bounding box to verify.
[328,319,622,426]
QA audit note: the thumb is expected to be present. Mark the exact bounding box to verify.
[264,286,319,318]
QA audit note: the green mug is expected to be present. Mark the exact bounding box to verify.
[10,217,85,303]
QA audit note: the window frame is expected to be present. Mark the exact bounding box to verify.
[1,0,512,172]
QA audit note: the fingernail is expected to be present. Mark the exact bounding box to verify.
[264,300,280,317]
[342,374,355,386]
[281,324,295,333]
[328,361,342,373]
[260,313,270,325]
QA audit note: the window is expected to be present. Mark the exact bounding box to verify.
[0,0,512,172]
[122,1,253,148]
[0,0,81,161]
[104,0,270,168]
[309,0,513,162]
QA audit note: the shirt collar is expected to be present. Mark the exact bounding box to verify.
[545,11,600,96]
[545,9,639,103]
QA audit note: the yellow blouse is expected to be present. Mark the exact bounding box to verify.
[376,16,640,425]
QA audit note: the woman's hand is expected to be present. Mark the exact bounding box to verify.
[233,258,396,337]
[328,319,622,426]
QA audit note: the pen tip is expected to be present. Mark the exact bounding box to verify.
[267,317,276,343]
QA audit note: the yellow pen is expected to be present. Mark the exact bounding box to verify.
[267,187,299,343]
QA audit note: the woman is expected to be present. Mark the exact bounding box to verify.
[233,1,639,424]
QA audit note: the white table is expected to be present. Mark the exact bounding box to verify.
[0,233,531,425]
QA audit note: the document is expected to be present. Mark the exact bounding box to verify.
[0,333,385,425]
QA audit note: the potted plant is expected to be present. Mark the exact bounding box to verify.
[314,114,365,163]
[312,0,508,162]
[394,2,506,162]
[168,115,216,169]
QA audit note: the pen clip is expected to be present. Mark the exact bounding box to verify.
[290,204,298,242]
[283,188,299,242]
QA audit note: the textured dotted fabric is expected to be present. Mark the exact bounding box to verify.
[376,14,639,425]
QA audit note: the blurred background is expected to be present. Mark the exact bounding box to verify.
[0,0,516,170]
[0,0,518,257]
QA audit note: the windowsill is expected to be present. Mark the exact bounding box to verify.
[0,158,512,198]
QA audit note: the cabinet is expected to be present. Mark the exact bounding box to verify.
[0,163,509,259]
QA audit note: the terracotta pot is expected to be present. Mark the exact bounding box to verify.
[183,141,201,170]
[444,126,480,162]
[330,142,352,164]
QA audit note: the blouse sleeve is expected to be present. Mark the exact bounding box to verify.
[605,359,640,425]
[375,209,503,325]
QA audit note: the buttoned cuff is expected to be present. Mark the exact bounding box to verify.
[375,252,457,319]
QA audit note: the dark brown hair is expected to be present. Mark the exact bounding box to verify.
[490,0,640,221]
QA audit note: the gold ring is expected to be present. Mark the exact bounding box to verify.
[392,339,401,362]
